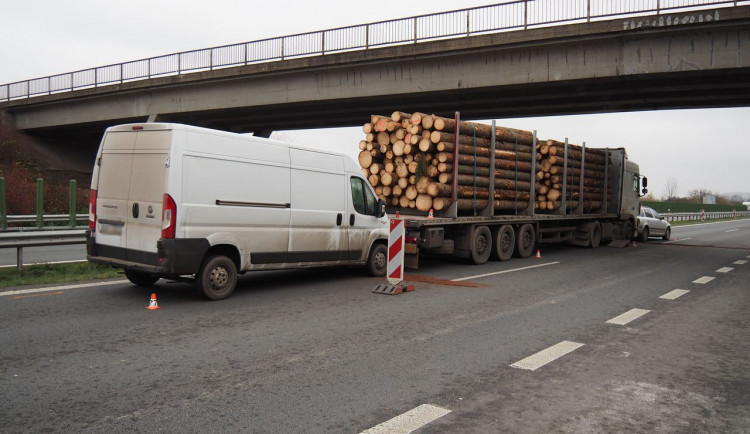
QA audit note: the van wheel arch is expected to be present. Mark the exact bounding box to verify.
[202,245,241,271]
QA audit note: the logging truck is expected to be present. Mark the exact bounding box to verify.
[86,123,389,300]
[358,112,647,268]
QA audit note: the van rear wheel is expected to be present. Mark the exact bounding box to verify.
[366,243,387,277]
[124,270,159,287]
[196,255,237,300]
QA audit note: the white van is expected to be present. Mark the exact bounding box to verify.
[86,123,388,300]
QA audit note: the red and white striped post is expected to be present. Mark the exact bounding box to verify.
[387,214,405,285]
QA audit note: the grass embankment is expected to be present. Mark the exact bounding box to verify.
[0,262,119,290]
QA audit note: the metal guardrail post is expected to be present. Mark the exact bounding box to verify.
[0,177,6,229]
[36,178,44,228]
[69,180,77,227]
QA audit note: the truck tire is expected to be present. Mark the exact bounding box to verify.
[639,226,649,242]
[589,222,602,248]
[492,225,515,261]
[124,270,159,287]
[366,243,387,277]
[515,224,535,258]
[196,255,238,300]
[471,226,492,265]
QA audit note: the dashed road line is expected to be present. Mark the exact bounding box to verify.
[1,280,128,297]
[659,289,690,300]
[664,238,692,244]
[360,404,450,434]
[716,267,734,273]
[510,341,584,371]
[451,261,560,282]
[693,276,715,284]
[606,308,650,325]
[734,260,747,265]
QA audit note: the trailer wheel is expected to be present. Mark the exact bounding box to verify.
[124,270,159,287]
[515,224,535,258]
[589,222,602,248]
[492,225,515,261]
[471,226,492,265]
[366,243,387,277]
[196,255,237,300]
[623,221,634,241]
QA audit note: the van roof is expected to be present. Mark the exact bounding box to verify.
[106,123,358,168]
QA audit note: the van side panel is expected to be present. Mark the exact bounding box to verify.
[181,132,291,270]
[288,149,348,265]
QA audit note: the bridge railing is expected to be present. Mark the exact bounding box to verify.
[2,0,747,102]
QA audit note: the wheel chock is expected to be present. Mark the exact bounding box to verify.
[372,284,416,295]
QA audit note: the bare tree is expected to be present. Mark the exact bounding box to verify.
[664,177,679,200]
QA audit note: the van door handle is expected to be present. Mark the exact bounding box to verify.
[132,202,139,219]
[336,213,342,226]
[349,214,355,226]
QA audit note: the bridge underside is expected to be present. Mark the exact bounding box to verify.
[3,6,750,167]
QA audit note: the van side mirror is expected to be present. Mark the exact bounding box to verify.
[376,199,386,217]
[642,176,648,188]
[641,187,648,196]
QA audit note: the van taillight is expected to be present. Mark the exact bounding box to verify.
[161,194,177,239]
[89,190,97,229]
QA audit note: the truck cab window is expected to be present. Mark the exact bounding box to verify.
[351,177,377,216]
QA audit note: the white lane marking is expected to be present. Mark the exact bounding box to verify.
[606,308,651,325]
[360,404,450,434]
[0,260,87,269]
[693,276,715,284]
[663,238,692,244]
[510,341,584,371]
[734,260,748,265]
[659,289,690,300]
[725,229,739,233]
[0,280,128,297]
[452,261,560,282]
[716,267,734,273]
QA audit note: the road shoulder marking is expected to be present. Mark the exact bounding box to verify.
[452,261,560,282]
[606,308,650,325]
[659,289,689,300]
[664,238,691,244]
[510,340,584,371]
[693,276,715,284]
[733,260,747,265]
[1,280,128,297]
[716,267,733,273]
[360,404,450,434]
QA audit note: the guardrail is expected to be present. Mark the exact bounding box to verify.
[662,211,750,222]
[2,0,748,102]
[0,228,86,271]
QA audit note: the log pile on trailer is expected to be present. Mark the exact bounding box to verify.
[357,111,614,216]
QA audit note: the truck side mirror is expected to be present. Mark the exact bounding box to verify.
[376,199,386,218]
[641,187,648,196]
[642,177,648,188]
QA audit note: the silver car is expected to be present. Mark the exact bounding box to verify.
[637,206,671,241]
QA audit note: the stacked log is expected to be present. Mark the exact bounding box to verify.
[534,139,609,212]
[358,111,612,215]
[358,112,538,213]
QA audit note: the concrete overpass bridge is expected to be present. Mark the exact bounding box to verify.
[1,1,749,168]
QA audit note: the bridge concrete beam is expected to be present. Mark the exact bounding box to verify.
[3,6,750,134]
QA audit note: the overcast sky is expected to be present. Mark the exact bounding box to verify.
[3,0,749,199]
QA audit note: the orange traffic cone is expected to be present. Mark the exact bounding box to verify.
[535,249,541,258]
[427,209,434,219]
[146,293,161,310]
[395,211,400,218]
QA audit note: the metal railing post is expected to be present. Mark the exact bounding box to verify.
[36,178,44,228]
[524,0,528,29]
[466,10,470,36]
[587,0,591,22]
[0,177,6,229]
[414,17,418,43]
[365,24,370,49]
[322,31,326,55]
[69,180,77,227]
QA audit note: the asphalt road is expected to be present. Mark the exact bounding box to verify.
[1,219,748,433]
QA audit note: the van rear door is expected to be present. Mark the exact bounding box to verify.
[94,127,171,264]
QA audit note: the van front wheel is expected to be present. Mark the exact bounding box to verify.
[197,255,238,300]
[366,243,388,277]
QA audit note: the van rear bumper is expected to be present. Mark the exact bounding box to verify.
[86,231,209,276]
